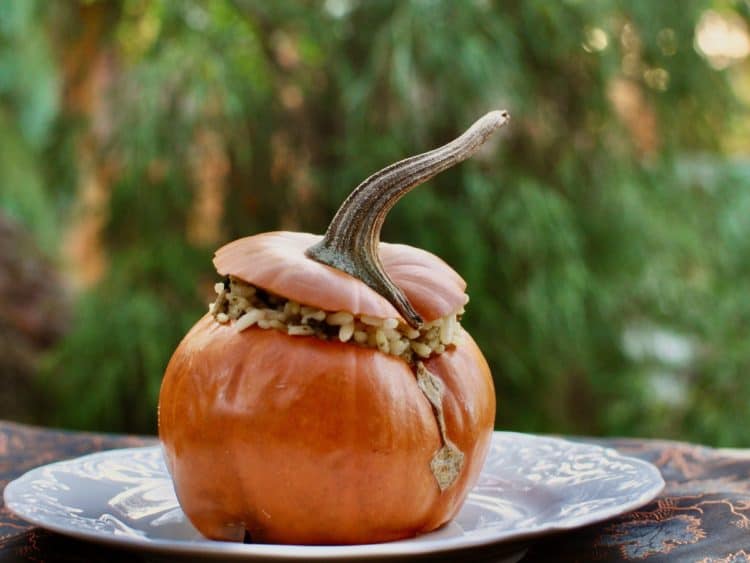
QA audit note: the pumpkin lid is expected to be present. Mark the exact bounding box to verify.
[214,231,468,323]
[216,110,508,327]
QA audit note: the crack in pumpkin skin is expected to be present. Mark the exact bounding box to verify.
[416,362,465,491]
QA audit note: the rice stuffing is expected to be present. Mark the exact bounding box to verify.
[210,276,464,363]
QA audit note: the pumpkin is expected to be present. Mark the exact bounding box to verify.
[158,110,509,545]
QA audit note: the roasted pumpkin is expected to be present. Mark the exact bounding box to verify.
[159,110,509,545]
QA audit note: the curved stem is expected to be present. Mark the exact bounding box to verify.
[305,110,510,327]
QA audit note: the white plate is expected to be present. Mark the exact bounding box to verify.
[3,432,663,561]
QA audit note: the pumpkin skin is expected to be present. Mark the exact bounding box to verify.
[159,315,494,544]
[158,233,496,545]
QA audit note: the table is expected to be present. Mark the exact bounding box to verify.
[1,421,749,562]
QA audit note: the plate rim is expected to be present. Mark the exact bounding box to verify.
[3,431,665,559]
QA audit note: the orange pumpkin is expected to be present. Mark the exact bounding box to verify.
[159,111,509,545]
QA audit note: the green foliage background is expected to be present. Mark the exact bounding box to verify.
[2,0,750,443]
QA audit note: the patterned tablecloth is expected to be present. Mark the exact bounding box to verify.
[1,421,749,562]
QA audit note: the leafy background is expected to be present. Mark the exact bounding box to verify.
[1,0,750,444]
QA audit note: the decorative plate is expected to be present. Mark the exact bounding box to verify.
[3,432,664,561]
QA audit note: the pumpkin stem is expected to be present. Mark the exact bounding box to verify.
[305,110,510,328]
